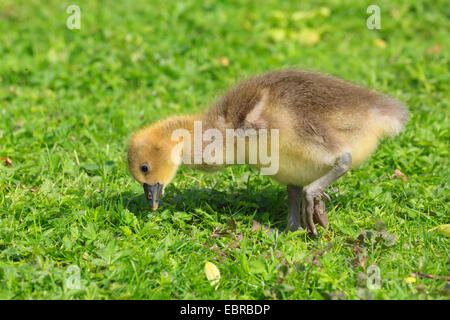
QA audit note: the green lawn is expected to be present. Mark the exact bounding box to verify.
[0,0,448,299]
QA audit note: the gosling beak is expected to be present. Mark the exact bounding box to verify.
[143,183,164,211]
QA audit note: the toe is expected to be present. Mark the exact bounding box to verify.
[313,196,328,228]
[302,194,317,236]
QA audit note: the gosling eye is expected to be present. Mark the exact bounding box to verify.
[140,163,149,174]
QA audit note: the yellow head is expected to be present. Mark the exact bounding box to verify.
[127,123,181,211]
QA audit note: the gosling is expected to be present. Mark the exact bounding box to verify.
[127,70,408,236]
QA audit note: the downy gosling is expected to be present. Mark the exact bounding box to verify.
[127,70,408,236]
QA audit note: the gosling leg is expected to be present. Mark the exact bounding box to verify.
[287,185,302,232]
[302,152,352,236]
[287,185,329,232]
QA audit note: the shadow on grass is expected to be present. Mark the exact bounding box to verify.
[118,185,289,232]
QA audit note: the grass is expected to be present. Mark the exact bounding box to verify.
[0,0,448,299]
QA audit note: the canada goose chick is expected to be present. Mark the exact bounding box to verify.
[128,70,408,236]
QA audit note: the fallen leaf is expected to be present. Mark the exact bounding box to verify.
[298,28,320,46]
[426,45,441,55]
[1,156,12,167]
[390,9,401,18]
[220,57,229,66]
[430,224,450,237]
[268,28,287,42]
[373,38,387,49]
[205,261,220,288]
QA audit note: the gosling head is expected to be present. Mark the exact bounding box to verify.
[127,125,181,211]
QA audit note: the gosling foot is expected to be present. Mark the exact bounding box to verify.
[302,191,329,237]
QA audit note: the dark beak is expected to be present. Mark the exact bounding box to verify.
[143,183,164,211]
